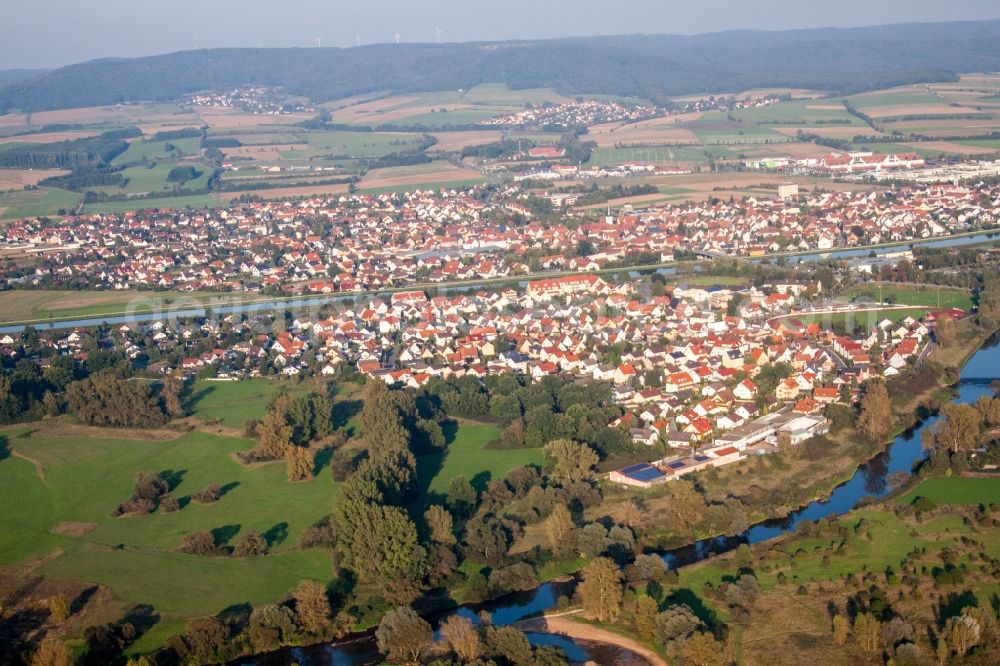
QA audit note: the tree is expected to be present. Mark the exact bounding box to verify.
[447,476,478,517]
[654,604,703,646]
[946,611,982,656]
[682,632,727,666]
[256,395,293,459]
[350,504,427,591]
[285,444,314,482]
[545,503,575,556]
[161,375,186,418]
[439,614,483,662]
[832,614,850,645]
[182,616,229,664]
[248,604,298,651]
[634,594,658,639]
[233,530,268,557]
[578,557,623,623]
[359,380,410,456]
[854,612,883,655]
[65,372,167,427]
[375,607,432,665]
[543,438,599,485]
[935,315,956,347]
[935,403,983,454]
[293,580,332,635]
[180,531,218,555]
[49,593,71,623]
[30,635,72,666]
[463,515,510,565]
[857,381,892,443]
[424,504,456,545]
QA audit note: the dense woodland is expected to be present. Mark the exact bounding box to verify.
[4,20,1000,111]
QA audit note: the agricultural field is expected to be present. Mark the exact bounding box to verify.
[728,99,863,126]
[185,379,310,429]
[0,167,70,190]
[357,160,488,192]
[0,186,79,219]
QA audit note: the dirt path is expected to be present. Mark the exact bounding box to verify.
[515,612,667,666]
[10,450,46,484]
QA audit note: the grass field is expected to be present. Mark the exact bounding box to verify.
[0,289,240,324]
[0,187,79,219]
[785,307,933,330]
[80,193,228,214]
[728,99,863,126]
[0,407,536,651]
[186,379,307,428]
[898,477,1000,506]
[416,423,541,499]
[114,137,202,165]
[295,130,424,157]
[840,284,973,310]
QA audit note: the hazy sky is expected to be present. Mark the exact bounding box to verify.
[3,0,999,69]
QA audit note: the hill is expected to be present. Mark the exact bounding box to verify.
[3,20,1000,111]
[0,68,49,88]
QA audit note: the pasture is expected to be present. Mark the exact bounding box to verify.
[113,137,202,164]
[0,398,532,651]
[0,186,79,219]
[899,477,1000,506]
[80,193,227,214]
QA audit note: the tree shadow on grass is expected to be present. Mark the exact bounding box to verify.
[159,468,186,491]
[470,470,492,493]
[442,419,459,445]
[218,602,252,633]
[121,604,159,643]
[414,449,447,509]
[0,436,9,461]
[663,587,724,635]
[219,481,240,497]
[263,522,289,548]
[331,399,362,433]
[211,524,242,546]
[184,384,216,415]
[71,586,99,615]
[937,589,979,626]
[312,446,334,476]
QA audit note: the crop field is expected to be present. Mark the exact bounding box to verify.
[358,160,487,191]
[90,162,212,196]
[728,99,863,126]
[0,186,79,219]
[295,130,424,156]
[0,167,70,190]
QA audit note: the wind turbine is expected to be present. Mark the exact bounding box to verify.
[394,30,401,44]
[355,33,363,47]
[435,27,443,44]
[315,36,322,48]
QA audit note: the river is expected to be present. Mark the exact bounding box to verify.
[4,230,996,336]
[237,334,1000,664]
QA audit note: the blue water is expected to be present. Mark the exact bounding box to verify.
[242,336,1000,665]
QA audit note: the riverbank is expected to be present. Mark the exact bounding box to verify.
[514,612,667,666]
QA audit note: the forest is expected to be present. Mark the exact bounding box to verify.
[3,20,1000,111]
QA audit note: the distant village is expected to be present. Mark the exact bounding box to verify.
[481,95,783,129]
[182,86,311,115]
